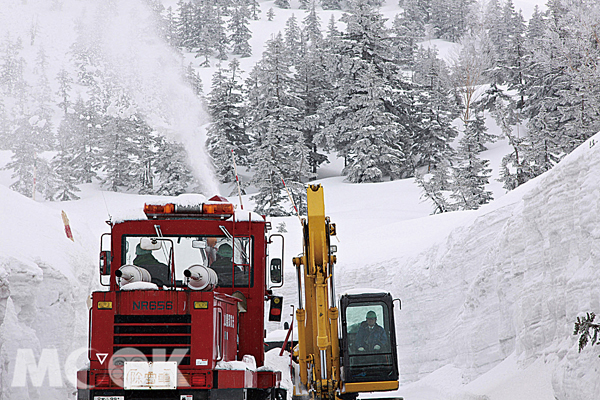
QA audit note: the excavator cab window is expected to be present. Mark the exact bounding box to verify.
[340,293,399,384]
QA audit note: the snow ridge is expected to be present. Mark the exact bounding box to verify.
[374,135,600,398]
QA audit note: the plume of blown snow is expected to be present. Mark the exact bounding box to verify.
[0,0,220,195]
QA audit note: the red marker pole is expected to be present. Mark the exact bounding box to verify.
[61,211,74,242]
[280,177,302,224]
[231,149,244,210]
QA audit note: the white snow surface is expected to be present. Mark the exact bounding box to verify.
[1,0,595,399]
[2,132,600,399]
[119,282,159,291]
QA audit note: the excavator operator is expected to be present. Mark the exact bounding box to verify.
[355,311,388,352]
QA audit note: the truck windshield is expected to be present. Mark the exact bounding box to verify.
[122,235,253,288]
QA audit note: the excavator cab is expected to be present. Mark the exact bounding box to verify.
[340,292,399,388]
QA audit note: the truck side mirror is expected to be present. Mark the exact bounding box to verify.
[268,233,284,288]
[270,259,282,284]
[99,251,111,275]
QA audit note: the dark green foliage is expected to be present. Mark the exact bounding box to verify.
[574,313,600,355]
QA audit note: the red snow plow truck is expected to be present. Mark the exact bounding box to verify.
[77,195,286,400]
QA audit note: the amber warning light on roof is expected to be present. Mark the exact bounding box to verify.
[143,201,234,219]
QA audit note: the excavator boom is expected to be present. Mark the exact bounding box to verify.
[292,185,400,400]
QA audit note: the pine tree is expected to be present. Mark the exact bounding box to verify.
[52,114,82,201]
[450,119,493,210]
[211,5,230,61]
[245,0,261,20]
[229,3,252,57]
[318,1,413,182]
[411,46,458,172]
[430,0,474,41]
[184,63,204,96]
[164,6,180,48]
[275,0,290,9]
[482,0,503,84]
[401,0,430,28]
[31,46,55,150]
[246,34,310,215]
[6,45,58,200]
[303,2,323,44]
[518,0,600,187]
[69,97,102,184]
[154,137,196,195]
[191,2,217,66]
[0,35,27,97]
[207,59,249,183]
[415,165,453,214]
[498,0,526,89]
[56,68,73,116]
[285,15,302,63]
[176,0,197,51]
[390,13,420,69]
[267,8,275,21]
[297,7,328,173]
[321,0,341,10]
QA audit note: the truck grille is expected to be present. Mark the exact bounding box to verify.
[113,315,191,365]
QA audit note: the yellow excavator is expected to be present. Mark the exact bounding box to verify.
[290,184,401,400]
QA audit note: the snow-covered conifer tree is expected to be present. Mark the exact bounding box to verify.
[318,1,413,182]
[52,114,82,201]
[206,59,249,184]
[284,15,302,63]
[56,68,72,116]
[411,46,458,172]
[275,0,290,9]
[0,35,27,97]
[244,0,261,20]
[303,2,323,44]
[229,3,252,57]
[518,0,600,187]
[321,0,341,10]
[450,119,493,210]
[415,165,453,214]
[246,34,310,215]
[390,14,420,69]
[184,63,204,97]
[154,138,196,195]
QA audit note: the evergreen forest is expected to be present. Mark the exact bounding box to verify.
[0,0,598,216]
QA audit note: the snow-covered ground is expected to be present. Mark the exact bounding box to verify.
[3,0,598,399]
[3,130,600,399]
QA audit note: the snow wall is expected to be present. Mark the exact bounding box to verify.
[0,186,96,400]
[338,136,600,399]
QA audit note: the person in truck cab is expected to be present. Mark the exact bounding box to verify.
[211,243,233,268]
[355,311,388,352]
[210,243,235,285]
[133,243,169,286]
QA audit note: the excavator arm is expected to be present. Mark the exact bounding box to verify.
[292,184,400,400]
[293,184,340,400]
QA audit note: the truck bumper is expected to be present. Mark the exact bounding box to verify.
[78,387,286,400]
